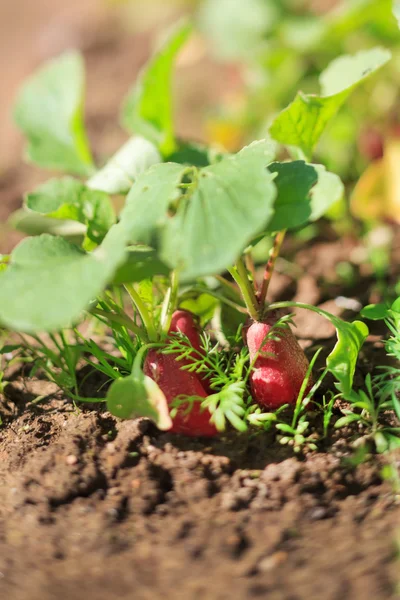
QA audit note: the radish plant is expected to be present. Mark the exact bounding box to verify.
[1,19,395,441]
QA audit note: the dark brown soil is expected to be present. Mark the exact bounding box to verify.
[0,384,400,600]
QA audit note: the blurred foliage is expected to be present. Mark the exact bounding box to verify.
[196,0,400,186]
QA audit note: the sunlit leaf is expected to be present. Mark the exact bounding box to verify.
[120,139,277,281]
[14,51,93,176]
[121,20,191,155]
[270,48,391,159]
[266,161,343,231]
[161,140,277,280]
[24,177,115,244]
[360,303,390,320]
[0,225,127,332]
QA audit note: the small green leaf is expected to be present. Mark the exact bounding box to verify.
[360,303,390,320]
[121,163,188,244]
[0,225,127,332]
[14,51,93,175]
[111,247,170,285]
[326,318,369,395]
[319,47,392,97]
[24,177,115,244]
[121,20,192,155]
[106,373,172,430]
[180,293,218,326]
[391,297,400,314]
[309,164,344,222]
[87,137,161,194]
[270,47,391,159]
[204,381,247,432]
[267,161,318,231]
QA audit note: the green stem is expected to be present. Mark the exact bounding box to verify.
[90,307,147,341]
[124,283,158,342]
[161,270,180,334]
[228,257,260,321]
[259,229,286,307]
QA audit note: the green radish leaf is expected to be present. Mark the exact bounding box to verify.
[121,20,192,155]
[360,303,391,320]
[121,163,188,244]
[162,140,277,281]
[270,47,391,159]
[121,139,276,281]
[0,225,127,332]
[111,247,170,285]
[267,161,318,231]
[309,164,344,222]
[323,316,368,395]
[24,177,115,244]
[106,373,172,430]
[14,51,94,176]
[87,137,161,194]
[266,161,343,232]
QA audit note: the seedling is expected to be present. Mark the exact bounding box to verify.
[1,18,396,443]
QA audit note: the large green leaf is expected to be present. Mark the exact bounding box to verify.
[268,302,369,394]
[120,139,277,281]
[106,372,172,430]
[24,177,115,245]
[270,47,391,159]
[0,226,127,332]
[121,20,191,155]
[14,51,94,176]
[87,137,161,194]
[161,140,277,281]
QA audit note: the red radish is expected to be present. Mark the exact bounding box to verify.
[144,349,217,437]
[246,311,312,410]
[168,309,213,392]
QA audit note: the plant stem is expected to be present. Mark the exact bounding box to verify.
[124,284,158,342]
[91,307,147,341]
[259,229,286,307]
[161,270,180,334]
[228,257,260,321]
[245,252,257,291]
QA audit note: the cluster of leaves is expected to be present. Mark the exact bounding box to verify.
[0,17,397,451]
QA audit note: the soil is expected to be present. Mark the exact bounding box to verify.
[1,2,400,599]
